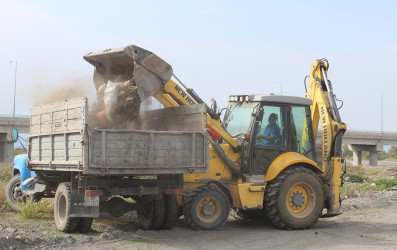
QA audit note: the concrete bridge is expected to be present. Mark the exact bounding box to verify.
[317,130,397,166]
[0,115,29,162]
[1,115,397,166]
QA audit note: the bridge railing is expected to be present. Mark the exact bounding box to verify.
[0,114,30,118]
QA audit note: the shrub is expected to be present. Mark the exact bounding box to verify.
[344,173,367,183]
[0,163,12,189]
[0,187,6,209]
[18,200,52,219]
[374,178,397,191]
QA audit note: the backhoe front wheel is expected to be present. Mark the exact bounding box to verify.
[265,166,324,230]
[183,185,229,231]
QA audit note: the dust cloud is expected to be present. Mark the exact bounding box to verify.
[27,74,95,106]
[25,71,166,131]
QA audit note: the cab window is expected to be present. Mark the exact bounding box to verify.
[256,105,287,148]
[290,106,315,160]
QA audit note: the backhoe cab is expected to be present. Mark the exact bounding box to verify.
[224,95,319,176]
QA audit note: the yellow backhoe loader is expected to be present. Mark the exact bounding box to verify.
[84,45,346,230]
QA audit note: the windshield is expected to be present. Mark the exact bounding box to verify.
[223,102,259,137]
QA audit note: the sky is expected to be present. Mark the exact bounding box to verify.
[0,0,397,135]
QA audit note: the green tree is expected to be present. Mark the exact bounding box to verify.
[378,150,388,160]
[342,144,353,159]
[387,146,397,159]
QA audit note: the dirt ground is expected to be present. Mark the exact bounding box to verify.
[1,161,396,249]
[0,192,396,250]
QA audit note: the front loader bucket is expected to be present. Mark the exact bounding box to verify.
[84,45,173,101]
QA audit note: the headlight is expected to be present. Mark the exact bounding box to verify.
[239,96,243,102]
[229,96,234,102]
[245,96,249,102]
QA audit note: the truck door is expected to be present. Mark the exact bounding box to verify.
[251,104,288,175]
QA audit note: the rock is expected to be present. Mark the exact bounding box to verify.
[5,228,16,234]
[99,232,112,240]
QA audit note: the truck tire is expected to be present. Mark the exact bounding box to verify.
[77,218,93,233]
[54,182,79,233]
[183,185,229,231]
[137,195,165,230]
[5,174,41,211]
[160,194,178,230]
[238,209,269,222]
[265,166,324,230]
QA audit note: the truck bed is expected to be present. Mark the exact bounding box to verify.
[28,97,208,175]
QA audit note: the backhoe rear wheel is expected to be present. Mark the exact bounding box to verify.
[183,185,229,231]
[265,166,324,230]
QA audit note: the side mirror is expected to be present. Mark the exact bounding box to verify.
[211,98,218,115]
[10,128,18,142]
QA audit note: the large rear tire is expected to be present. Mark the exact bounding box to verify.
[183,185,229,231]
[54,182,79,233]
[265,166,324,230]
[137,195,165,230]
[5,174,41,211]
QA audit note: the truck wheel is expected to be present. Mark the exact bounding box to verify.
[265,166,324,230]
[5,174,41,210]
[183,185,229,231]
[77,218,93,233]
[238,209,269,222]
[54,182,79,233]
[137,195,165,230]
[160,194,178,230]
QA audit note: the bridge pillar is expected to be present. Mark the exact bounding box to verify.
[0,133,14,163]
[352,148,362,166]
[369,151,378,166]
[349,144,380,166]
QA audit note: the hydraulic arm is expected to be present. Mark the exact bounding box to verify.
[305,58,347,214]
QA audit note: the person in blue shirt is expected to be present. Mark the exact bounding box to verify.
[257,113,280,145]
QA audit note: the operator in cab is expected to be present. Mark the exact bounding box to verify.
[257,113,280,145]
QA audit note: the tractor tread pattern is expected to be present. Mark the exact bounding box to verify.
[264,166,323,230]
[183,185,229,231]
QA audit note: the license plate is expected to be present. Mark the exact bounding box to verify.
[84,195,99,206]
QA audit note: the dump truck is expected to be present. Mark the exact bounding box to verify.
[6,97,209,232]
[83,45,346,230]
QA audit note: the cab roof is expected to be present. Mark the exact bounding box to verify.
[230,94,312,106]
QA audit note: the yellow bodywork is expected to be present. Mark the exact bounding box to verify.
[305,59,346,214]
[182,145,321,210]
[265,152,323,182]
[155,61,344,214]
